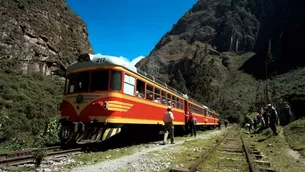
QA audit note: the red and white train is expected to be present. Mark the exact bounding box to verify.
[59,54,219,144]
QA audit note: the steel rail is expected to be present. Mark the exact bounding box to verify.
[240,130,255,172]
[187,129,232,172]
[0,146,61,160]
[0,148,81,167]
[170,127,256,172]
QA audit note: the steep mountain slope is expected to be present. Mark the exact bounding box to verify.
[241,0,305,78]
[136,0,305,121]
[0,0,93,149]
[0,0,93,75]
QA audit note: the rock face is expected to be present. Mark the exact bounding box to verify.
[240,0,305,78]
[136,0,272,82]
[136,0,268,105]
[136,0,305,118]
[0,0,93,75]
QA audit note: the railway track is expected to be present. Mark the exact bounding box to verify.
[0,146,82,168]
[170,128,276,172]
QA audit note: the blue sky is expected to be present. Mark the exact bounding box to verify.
[67,0,197,62]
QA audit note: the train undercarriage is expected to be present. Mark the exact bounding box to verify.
[59,119,216,145]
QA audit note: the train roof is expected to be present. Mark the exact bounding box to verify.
[67,54,188,98]
[67,53,218,113]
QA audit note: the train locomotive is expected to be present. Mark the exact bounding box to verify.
[59,53,219,144]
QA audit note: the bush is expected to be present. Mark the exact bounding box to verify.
[0,71,64,150]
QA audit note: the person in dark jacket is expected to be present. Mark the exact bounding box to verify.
[267,104,278,135]
[217,120,221,130]
[224,119,229,128]
[188,112,196,137]
[283,102,292,124]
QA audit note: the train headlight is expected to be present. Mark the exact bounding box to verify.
[103,101,108,110]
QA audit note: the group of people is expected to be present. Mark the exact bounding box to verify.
[246,102,292,135]
[161,101,293,144]
[217,119,229,130]
[161,106,197,145]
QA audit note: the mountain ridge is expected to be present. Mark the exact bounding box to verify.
[136,0,305,121]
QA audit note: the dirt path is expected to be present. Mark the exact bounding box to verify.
[70,130,223,172]
[279,127,305,166]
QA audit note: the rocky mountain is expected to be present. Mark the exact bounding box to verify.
[241,0,305,78]
[136,0,305,121]
[0,0,93,75]
[0,0,93,149]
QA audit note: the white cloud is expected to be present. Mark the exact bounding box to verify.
[130,56,145,66]
[91,53,145,67]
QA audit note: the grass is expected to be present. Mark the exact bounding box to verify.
[242,124,305,172]
[283,118,305,157]
[144,130,228,172]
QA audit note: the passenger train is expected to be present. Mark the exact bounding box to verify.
[59,53,219,144]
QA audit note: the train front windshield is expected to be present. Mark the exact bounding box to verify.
[64,70,122,94]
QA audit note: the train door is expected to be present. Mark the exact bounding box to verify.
[184,100,188,119]
[184,100,188,133]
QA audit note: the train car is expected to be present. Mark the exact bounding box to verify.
[186,101,219,130]
[59,53,219,144]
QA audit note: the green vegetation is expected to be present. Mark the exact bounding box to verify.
[242,125,305,172]
[0,71,64,151]
[145,130,227,172]
[216,71,258,123]
[284,118,305,157]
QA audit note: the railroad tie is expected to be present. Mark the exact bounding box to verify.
[218,163,244,169]
[258,167,276,172]
[169,168,190,172]
[254,160,271,167]
[253,154,265,159]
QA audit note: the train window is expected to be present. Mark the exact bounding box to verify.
[64,78,69,93]
[181,99,184,109]
[167,94,172,106]
[146,84,153,100]
[161,91,167,105]
[66,71,90,93]
[189,103,203,114]
[177,98,181,109]
[90,70,109,92]
[136,80,145,98]
[123,74,135,96]
[153,88,161,103]
[172,96,177,108]
[110,70,122,91]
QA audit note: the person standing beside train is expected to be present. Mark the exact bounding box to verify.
[162,106,175,145]
[188,112,197,137]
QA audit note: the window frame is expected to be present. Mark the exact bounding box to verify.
[110,70,122,91]
[123,73,136,96]
[146,84,154,100]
